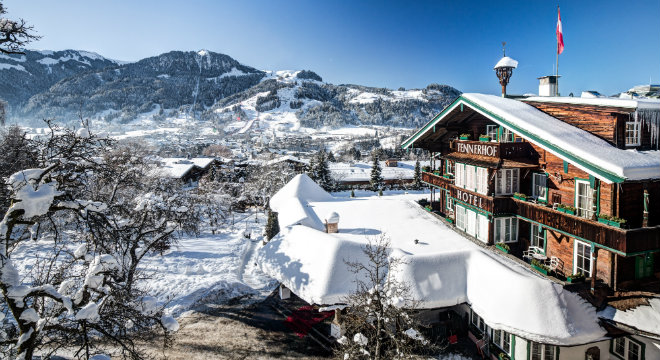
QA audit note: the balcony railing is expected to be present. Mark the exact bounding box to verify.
[423,171,660,254]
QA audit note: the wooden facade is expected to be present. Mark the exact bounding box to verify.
[411,95,660,288]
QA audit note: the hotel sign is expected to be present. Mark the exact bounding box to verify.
[454,188,485,209]
[456,142,498,158]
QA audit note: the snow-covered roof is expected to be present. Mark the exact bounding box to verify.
[330,161,428,183]
[265,155,310,167]
[524,96,660,110]
[599,298,660,337]
[494,56,518,69]
[157,157,216,179]
[403,94,660,183]
[257,175,606,345]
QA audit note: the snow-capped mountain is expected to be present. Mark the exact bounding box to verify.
[1,49,460,130]
[0,49,122,109]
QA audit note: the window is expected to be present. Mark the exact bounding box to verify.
[575,180,595,219]
[476,214,488,243]
[612,337,642,360]
[476,167,488,195]
[455,163,488,195]
[532,173,548,201]
[445,190,453,211]
[492,329,511,355]
[625,120,641,147]
[574,240,592,277]
[496,169,519,195]
[531,224,545,252]
[486,125,498,140]
[470,310,487,334]
[501,128,515,143]
[445,160,454,175]
[495,217,518,243]
[530,342,557,360]
[455,205,466,231]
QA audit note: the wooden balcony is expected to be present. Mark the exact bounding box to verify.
[450,140,535,160]
[422,171,660,255]
[422,172,515,214]
[512,198,660,254]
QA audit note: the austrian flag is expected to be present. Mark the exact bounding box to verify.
[556,7,564,54]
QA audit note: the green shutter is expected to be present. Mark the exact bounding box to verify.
[563,161,569,173]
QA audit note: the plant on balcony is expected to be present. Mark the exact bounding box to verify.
[495,242,510,253]
[566,272,585,283]
[498,353,511,360]
[513,192,527,200]
[531,259,549,275]
[557,203,576,215]
[422,165,431,172]
[598,213,626,228]
[479,134,491,142]
[459,133,471,140]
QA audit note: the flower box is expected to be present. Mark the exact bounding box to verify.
[459,136,470,140]
[495,243,510,254]
[597,216,624,228]
[566,274,585,283]
[513,193,527,201]
[531,259,549,275]
[479,136,491,142]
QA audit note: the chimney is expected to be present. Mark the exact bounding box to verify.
[325,211,340,233]
[538,75,560,96]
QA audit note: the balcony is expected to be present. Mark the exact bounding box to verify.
[422,171,660,254]
[512,198,660,254]
[421,171,515,214]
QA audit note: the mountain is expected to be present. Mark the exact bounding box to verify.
[0,49,121,110]
[0,49,460,129]
[20,50,265,122]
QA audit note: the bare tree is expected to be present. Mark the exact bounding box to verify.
[0,121,200,359]
[336,235,439,359]
[0,2,40,55]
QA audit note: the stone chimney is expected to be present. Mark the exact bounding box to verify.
[538,75,560,96]
[325,211,340,233]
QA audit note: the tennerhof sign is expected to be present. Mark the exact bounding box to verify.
[456,142,498,157]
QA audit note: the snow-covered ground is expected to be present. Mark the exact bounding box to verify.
[140,211,276,315]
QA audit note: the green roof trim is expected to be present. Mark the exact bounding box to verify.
[402,95,627,183]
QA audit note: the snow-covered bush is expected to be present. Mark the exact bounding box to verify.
[0,121,200,359]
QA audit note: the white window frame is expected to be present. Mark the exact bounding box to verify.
[574,240,593,277]
[455,204,466,231]
[476,167,488,195]
[470,310,488,335]
[501,128,515,143]
[625,120,641,147]
[530,342,557,360]
[445,190,453,211]
[575,179,594,219]
[486,125,498,141]
[476,213,488,243]
[612,337,642,360]
[492,329,512,355]
[532,173,548,201]
[496,168,519,195]
[465,164,476,192]
[455,163,465,189]
[494,217,518,243]
[531,224,545,252]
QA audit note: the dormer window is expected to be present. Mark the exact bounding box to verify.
[625,120,641,146]
[486,125,498,141]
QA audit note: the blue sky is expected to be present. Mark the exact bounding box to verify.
[6,0,660,96]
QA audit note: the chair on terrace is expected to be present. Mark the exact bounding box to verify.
[546,256,564,274]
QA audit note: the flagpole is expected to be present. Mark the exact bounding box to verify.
[556,5,559,96]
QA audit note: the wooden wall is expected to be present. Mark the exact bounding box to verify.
[546,229,614,284]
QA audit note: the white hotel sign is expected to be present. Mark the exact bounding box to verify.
[456,142,498,157]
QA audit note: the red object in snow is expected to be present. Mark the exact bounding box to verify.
[556,7,564,55]
[284,305,334,338]
[448,334,458,344]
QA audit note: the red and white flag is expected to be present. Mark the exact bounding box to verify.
[556,7,564,54]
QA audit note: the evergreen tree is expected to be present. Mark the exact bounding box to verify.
[312,149,333,191]
[265,210,280,241]
[327,150,336,162]
[413,159,422,190]
[370,151,384,192]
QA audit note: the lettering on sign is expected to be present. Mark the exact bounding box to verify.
[454,189,484,209]
[456,142,498,157]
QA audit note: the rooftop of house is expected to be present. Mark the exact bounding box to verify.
[257,174,609,345]
[403,93,660,183]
